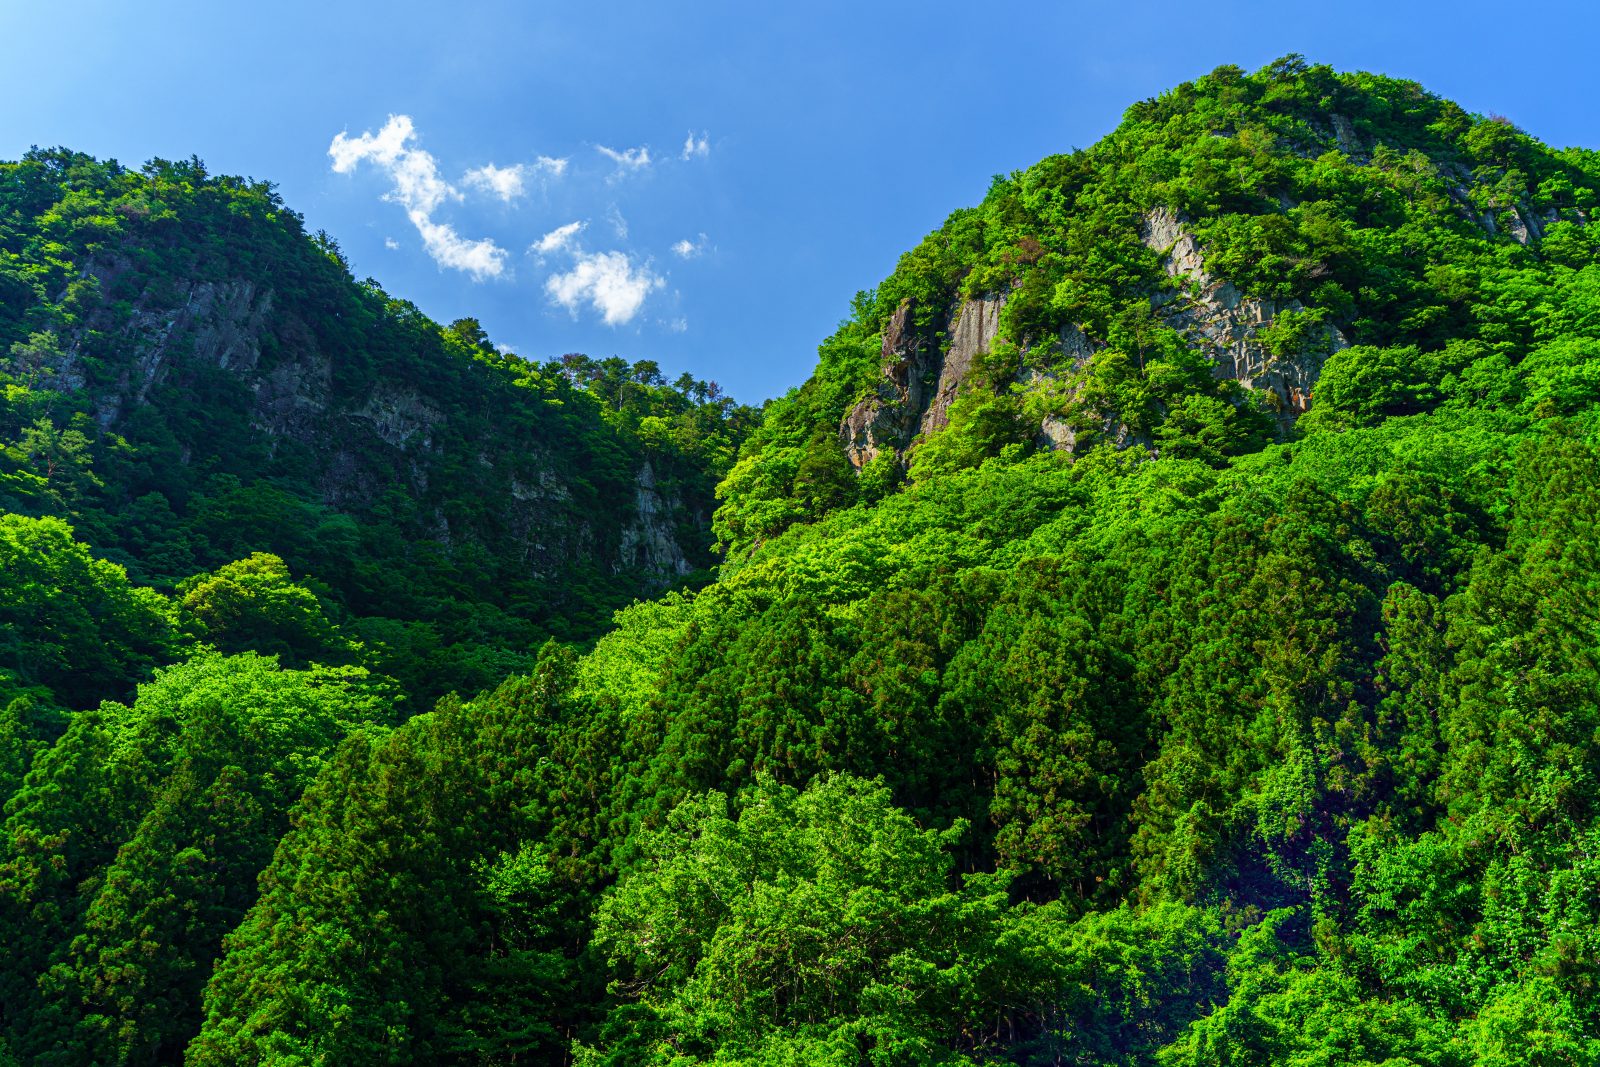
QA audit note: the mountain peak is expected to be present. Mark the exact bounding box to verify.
[712,57,1599,555]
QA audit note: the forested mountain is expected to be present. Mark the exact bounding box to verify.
[0,148,757,709]
[5,55,1600,1065]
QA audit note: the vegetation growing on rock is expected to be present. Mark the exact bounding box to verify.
[5,56,1600,1065]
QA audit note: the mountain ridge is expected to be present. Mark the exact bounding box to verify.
[714,53,1598,553]
[3,55,1600,1065]
[0,147,757,703]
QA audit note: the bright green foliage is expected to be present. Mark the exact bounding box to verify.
[940,558,1144,899]
[6,55,1600,1065]
[177,552,353,666]
[1157,909,1466,1067]
[0,680,64,804]
[0,514,176,708]
[581,776,1236,1066]
[189,657,588,1066]
[582,775,979,1064]
[0,653,394,1064]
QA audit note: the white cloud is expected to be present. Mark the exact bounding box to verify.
[671,232,708,258]
[463,156,568,202]
[464,162,528,202]
[329,115,509,280]
[385,237,400,250]
[532,220,585,257]
[596,144,651,172]
[545,250,663,326]
[329,115,413,173]
[681,131,710,160]
[666,316,689,333]
[410,212,509,279]
[330,115,455,214]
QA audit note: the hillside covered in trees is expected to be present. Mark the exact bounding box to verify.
[5,56,1600,1065]
[0,146,757,710]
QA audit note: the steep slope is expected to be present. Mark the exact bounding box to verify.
[715,54,1598,553]
[0,150,755,701]
[7,56,1600,1066]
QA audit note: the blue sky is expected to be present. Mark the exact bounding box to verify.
[2,1,1595,403]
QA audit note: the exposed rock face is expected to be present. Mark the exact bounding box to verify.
[1019,325,1098,454]
[840,301,940,467]
[1142,209,1206,279]
[1140,208,1347,427]
[33,259,701,588]
[1037,415,1076,452]
[1329,113,1367,161]
[837,210,1352,467]
[39,267,278,427]
[840,294,1005,468]
[353,383,442,450]
[618,461,692,577]
[920,294,1004,436]
[1437,162,1567,247]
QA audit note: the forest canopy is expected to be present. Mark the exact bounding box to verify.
[4,56,1600,1065]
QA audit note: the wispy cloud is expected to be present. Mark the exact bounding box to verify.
[464,162,528,202]
[329,115,508,280]
[671,232,708,258]
[596,144,651,175]
[384,237,400,250]
[606,205,629,240]
[545,250,663,326]
[681,131,710,160]
[330,115,453,212]
[411,215,508,278]
[532,220,585,257]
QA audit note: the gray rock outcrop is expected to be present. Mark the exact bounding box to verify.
[920,294,1004,437]
[27,256,699,589]
[840,301,939,467]
[1140,208,1347,428]
[618,461,693,577]
[840,294,1006,468]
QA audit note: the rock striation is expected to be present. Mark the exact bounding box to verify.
[1139,208,1348,430]
[840,294,1006,468]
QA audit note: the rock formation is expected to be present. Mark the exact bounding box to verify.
[840,294,1006,468]
[1139,207,1348,429]
[31,259,702,587]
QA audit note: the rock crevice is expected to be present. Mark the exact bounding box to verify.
[840,294,1005,468]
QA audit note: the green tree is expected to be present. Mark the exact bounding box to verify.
[178,552,353,666]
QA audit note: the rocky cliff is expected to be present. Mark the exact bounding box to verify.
[1,149,746,647]
[34,255,701,585]
[1139,207,1348,428]
[838,208,1349,468]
